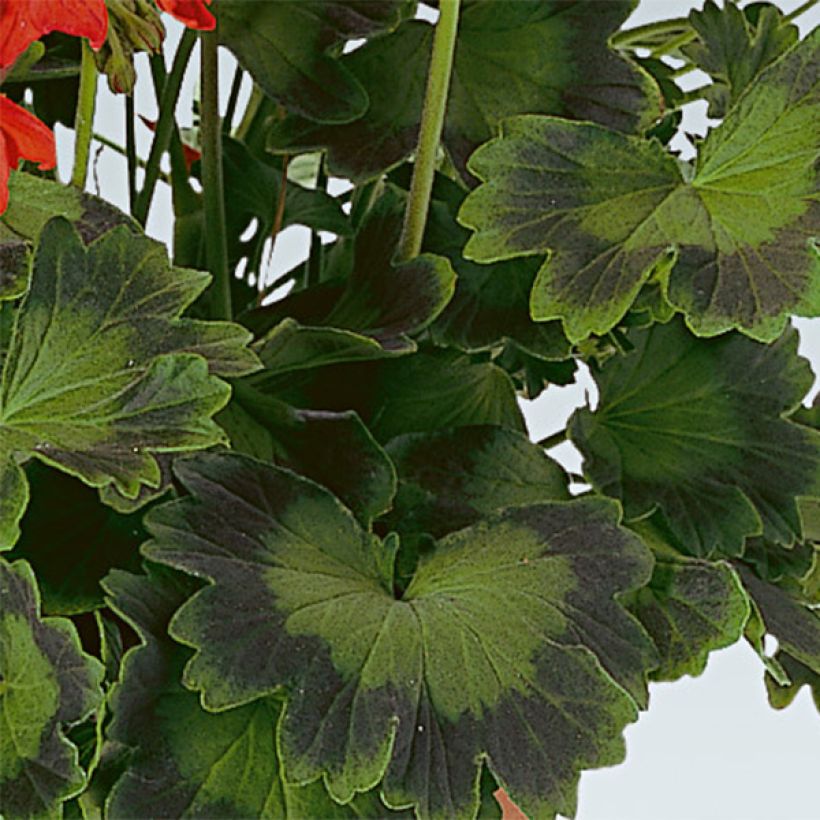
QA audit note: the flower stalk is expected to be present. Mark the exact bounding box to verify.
[397,0,461,263]
[71,41,99,188]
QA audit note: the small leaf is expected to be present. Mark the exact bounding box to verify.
[144,453,656,820]
[218,0,412,124]
[269,0,659,181]
[0,218,257,548]
[682,0,799,118]
[736,564,820,711]
[570,320,820,557]
[627,519,749,680]
[0,558,104,818]
[461,31,820,341]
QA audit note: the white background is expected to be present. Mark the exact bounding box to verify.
[52,2,820,818]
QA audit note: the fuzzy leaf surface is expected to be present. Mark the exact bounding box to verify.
[0,559,104,818]
[268,0,658,181]
[0,218,257,548]
[460,31,820,341]
[570,320,820,557]
[144,453,656,820]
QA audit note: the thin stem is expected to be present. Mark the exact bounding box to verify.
[71,41,98,189]
[303,162,326,289]
[200,30,232,320]
[125,93,137,211]
[223,65,244,134]
[610,17,690,49]
[650,29,697,58]
[397,0,461,262]
[785,0,818,21]
[537,430,567,450]
[234,84,264,141]
[132,28,196,226]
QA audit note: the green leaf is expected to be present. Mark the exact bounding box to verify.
[460,30,820,341]
[229,385,397,527]
[0,218,258,549]
[5,462,146,615]
[0,558,104,818]
[570,320,820,557]
[0,171,139,301]
[218,0,412,125]
[103,565,405,818]
[765,651,820,711]
[384,425,568,541]
[682,0,799,118]
[626,519,749,680]
[737,564,820,711]
[144,452,656,819]
[245,186,456,351]
[269,0,659,181]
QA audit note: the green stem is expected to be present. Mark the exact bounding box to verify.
[223,65,243,134]
[785,0,818,21]
[397,0,461,263]
[537,430,567,450]
[234,84,264,141]
[132,28,196,226]
[201,30,232,320]
[610,17,690,49]
[125,93,137,211]
[71,41,98,189]
[650,29,697,59]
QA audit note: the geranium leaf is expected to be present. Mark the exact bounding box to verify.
[245,186,456,351]
[0,218,258,548]
[765,651,820,710]
[570,320,820,557]
[227,385,397,527]
[737,565,820,711]
[6,462,146,615]
[103,565,406,818]
[681,0,798,118]
[268,0,658,181]
[0,558,104,818]
[218,0,413,125]
[144,452,655,819]
[0,171,139,301]
[626,519,749,680]
[460,30,820,342]
[383,425,568,541]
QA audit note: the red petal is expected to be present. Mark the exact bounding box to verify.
[28,0,109,50]
[0,93,56,171]
[494,788,529,820]
[0,1,42,69]
[156,0,215,31]
[0,0,108,68]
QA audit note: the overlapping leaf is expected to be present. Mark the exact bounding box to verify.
[627,518,749,680]
[268,0,658,181]
[271,0,659,180]
[570,320,820,557]
[384,425,568,541]
[0,218,259,548]
[103,565,405,818]
[0,559,104,818]
[245,185,456,352]
[682,0,798,118]
[219,0,413,124]
[144,452,656,819]
[460,30,820,341]
[737,565,820,711]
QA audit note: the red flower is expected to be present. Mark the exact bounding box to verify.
[0,94,56,213]
[155,0,215,31]
[0,0,109,69]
